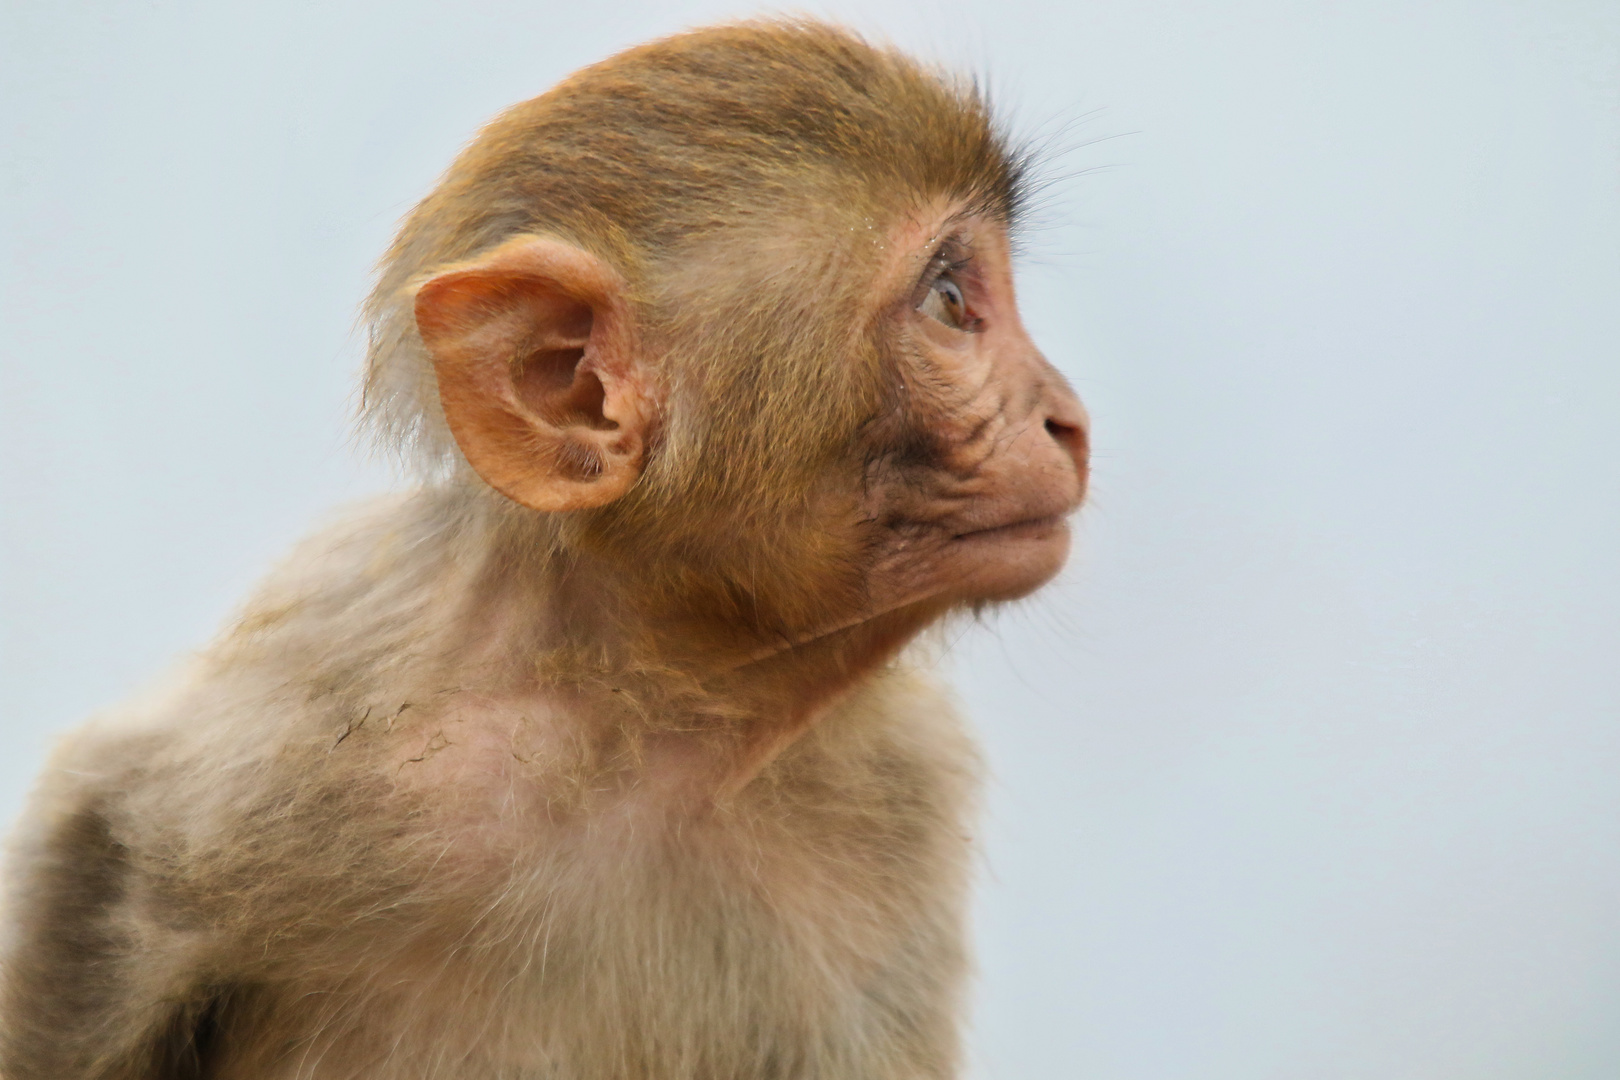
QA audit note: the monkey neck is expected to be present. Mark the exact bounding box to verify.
[423,492,945,791]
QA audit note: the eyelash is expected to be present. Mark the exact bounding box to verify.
[915,242,980,331]
[922,244,973,290]
[913,243,971,298]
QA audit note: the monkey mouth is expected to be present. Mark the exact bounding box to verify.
[950,514,1067,543]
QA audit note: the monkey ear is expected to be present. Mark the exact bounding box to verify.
[414,236,653,512]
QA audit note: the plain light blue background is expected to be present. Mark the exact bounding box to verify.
[4,2,1618,1076]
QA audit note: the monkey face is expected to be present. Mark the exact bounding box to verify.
[857,209,1090,610]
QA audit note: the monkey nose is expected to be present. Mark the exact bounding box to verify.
[1040,391,1090,476]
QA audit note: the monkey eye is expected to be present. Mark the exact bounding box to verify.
[917,273,969,330]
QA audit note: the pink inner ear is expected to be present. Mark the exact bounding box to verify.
[499,279,620,431]
[515,347,616,432]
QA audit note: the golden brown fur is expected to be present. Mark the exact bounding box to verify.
[0,20,1083,1080]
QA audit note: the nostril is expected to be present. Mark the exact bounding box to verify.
[1045,417,1080,446]
[1043,415,1089,465]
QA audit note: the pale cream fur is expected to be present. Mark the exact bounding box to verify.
[3,489,982,1079]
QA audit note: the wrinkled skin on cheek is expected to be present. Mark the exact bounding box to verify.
[857,216,1090,610]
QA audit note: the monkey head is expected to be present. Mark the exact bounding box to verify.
[378,24,1089,662]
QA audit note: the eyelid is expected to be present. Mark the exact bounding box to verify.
[910,237,974,307]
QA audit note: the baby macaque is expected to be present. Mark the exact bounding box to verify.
[1,20,1088,1080]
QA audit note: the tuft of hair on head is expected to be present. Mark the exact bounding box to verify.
[360,18,1032,520]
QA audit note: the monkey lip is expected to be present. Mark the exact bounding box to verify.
[950,513,1068,543]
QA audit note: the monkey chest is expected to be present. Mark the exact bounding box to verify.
[248,720,974,1077]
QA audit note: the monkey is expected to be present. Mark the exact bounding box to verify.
[0,19,1088,1080]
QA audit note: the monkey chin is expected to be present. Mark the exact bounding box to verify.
[943,514,1073,604]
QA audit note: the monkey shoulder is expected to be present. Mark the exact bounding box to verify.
[0,664,254,1071]
[2,493,509,926]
